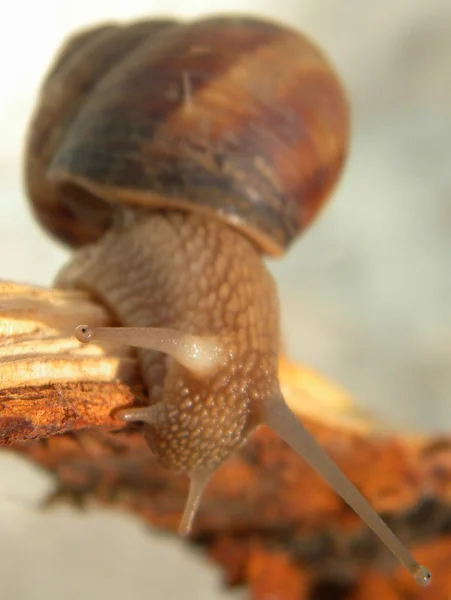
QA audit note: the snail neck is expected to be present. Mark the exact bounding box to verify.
[56,208,280,353]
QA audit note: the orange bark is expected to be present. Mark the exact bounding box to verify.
[1,282,450,599]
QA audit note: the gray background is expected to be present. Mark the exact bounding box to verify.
[0,1,450,598]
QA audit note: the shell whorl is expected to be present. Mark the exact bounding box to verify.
[25,16,349,255]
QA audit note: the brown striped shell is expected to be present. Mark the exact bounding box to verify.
[25,15,349,255]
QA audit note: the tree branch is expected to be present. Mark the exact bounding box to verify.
[1,281,451,599]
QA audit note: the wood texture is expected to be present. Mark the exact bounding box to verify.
[1,281,450,599]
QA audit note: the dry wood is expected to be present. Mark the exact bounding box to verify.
[1,281,450,599]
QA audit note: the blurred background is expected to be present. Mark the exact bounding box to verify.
[0,1,450,598]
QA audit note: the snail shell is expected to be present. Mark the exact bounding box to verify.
[25,16,349,255]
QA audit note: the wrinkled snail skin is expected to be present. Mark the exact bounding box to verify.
[25,15,430,586]
[57,209,280,476]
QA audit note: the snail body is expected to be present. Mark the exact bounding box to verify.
[25,15,429,584]
[62,210,278,497]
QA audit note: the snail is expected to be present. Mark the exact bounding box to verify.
[24,14,430,586]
